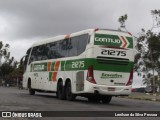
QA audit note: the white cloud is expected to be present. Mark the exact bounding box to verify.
[0,16,8,34]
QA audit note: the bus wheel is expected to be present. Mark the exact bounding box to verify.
[57,81,66,100]
[88,96,101,103]
[66,82,76,101]
[28,82,35,95]
[101,96,112,104]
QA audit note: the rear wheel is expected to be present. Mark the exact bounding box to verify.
[101,96,112,104]
[57,81,66,100]
[66,82,76,101]
[88,96,101,103]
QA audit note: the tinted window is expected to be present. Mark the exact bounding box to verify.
[29,47,38,63]
[29,34,89,63]
[57,39,67,57]
[47,41,62,59]
[77,34,88,55]
[25,48,31,65]
[68,36,78,57]
[40,45,49,60]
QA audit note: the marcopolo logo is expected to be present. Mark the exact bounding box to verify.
[101,73,122,79]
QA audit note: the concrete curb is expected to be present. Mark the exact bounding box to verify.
[120,92,160,102]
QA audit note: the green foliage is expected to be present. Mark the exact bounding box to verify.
[0,63,14,77]
[135,30,160,72]
[118,14,128,28]
[134,53,141,63]
[118,11,160,92]
[0,41,21,81]
[151,9,160,16]
[0,42,3,50]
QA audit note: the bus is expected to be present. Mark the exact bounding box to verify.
[23,28,134,103]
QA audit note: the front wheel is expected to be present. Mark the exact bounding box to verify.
[28,81,35,95]
[29,88,35,95]
[65,82,76,101]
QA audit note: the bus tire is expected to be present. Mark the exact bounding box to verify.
[101,96,112,104]
[65,82,76,101]
[28,81,35,95]
[57,81,66,100]
[29,88,35,95]
[88,96,101,103]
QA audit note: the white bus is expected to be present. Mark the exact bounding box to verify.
[23,29,134,103]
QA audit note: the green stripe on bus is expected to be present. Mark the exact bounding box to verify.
[64,58,133,73]
[51,62,55,71]
[31,58,134,73]
[49,72,52,81]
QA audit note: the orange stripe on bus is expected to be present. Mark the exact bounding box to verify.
[48,62,52,71]
[65,34,70,39]
[55,61,60,71]
[52,72,58,81]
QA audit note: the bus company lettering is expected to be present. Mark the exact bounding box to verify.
[95,37,121,44]
[33,64,45,71]
[101,73,122,79]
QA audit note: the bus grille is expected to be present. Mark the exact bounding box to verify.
[96,56,129,65]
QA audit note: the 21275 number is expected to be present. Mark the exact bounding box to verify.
[101,49,126,56]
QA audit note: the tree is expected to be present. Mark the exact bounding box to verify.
[118,14,128,31]
[118,10,160,93]
[0,41,15,66]
[0,63,14,78]
[0,42,11,66]
[135,10,160,93]
[0,41,18,86]
[136,30,160,90]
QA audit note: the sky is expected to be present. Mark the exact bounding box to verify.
[0,0,160,87]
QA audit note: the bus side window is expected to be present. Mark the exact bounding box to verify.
[39,45,49,60]
[77,34,88,55]
[20,48,31,72]
[25,48,31,65]
[68,37,78,57]
[59,39,69,57]
[24,52,28,67]
[47,41,62,59]
[29,47,38,64]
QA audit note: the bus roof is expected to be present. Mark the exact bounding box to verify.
[30,28,132,48]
